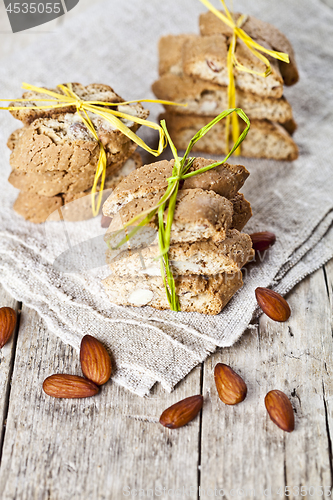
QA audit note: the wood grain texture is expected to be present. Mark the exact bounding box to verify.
[0,263,331,499]
[199,264,333,499]
[0,288,20,463]
[0,305,202,500]
[0,4,332,498]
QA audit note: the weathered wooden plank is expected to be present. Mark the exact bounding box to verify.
[0,287,20,462]
[0,304,202,500]
[199,263,333,499]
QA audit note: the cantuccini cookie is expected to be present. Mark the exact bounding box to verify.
[103,157,249,217]
[102,152,253,315]
[160,113,298,161]
[9,83,128,125]
[103,272,243,315]
[153,12,299,162]
[152,74,294,124]
[199,11,299,86]
[106,230,254,277]
[13,153,142,223]
[182,34,284,98]
[9,105,148,176]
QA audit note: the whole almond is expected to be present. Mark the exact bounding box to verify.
[43,374,99,399]
[255,287,291,322]
[207,60,222,73]
[101,215,112,228]
[0,307,17,348]
[214,363,247,405]
[265,390,295,432]
[80,335,112,385]
[250,231,276,252]
[159,395,203,429]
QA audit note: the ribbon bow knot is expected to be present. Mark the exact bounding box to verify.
[1,82,182,215]
[199,0,290,153]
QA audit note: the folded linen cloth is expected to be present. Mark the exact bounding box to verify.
[0,0,332,395]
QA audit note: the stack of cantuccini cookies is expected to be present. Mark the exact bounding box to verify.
[7,83,148,223]
[102,157,255,315]
[152,11,299,161]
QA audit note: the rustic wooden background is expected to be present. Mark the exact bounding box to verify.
[0,1,332,499]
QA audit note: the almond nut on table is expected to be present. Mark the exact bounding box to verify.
[43,374,99,399]
[80,335,112,386]
[265,390,295,432]
[0,306,17,348]
[255,287,291,322]
[250,231,276,252]
[214,363,247,405]
[159,395,203,429]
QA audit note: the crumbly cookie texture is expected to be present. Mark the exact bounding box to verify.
[103,272,243,315]
[8,147,137,197]
[229,193,252,231]
[9,102,147,175]
[182,34,283,98]
[12,153,142,224]
[158,34,197,77]
[158,34,287,98]
[102,157,249,217]
[105,187,237,262]
[105,187,252,263]
[106,229,254,277]
[108,188,233,241]
[13,191,63,224]
[199,11,299,86]
[160,113,298,161]
[152,73,294,123]
[9,83,128,125]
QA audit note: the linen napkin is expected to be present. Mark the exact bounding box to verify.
[0,0,332,395]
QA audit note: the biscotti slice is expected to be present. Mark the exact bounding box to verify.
[158,34,198,76]
[13,191,63,224]
[60,152,143,222]
[161,113,298,161]
[10,104,147,175]
[182,34,284,98]
[229,193,252,231]
[107,229,254,276]
[10,83,128,125]
[102,158,249,217]
[103,272,243,315]
[105,188,236,262]
[152,73,294,124]
[199,11,299,86]
[8,144,137,197]
[12,154,142,223]
[7,128,25,151]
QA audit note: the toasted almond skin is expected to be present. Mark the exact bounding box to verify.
[43,374,99,399]
[250,231,276,252]
[80,335,112,386]
[101,215,112,228]
[0,307,17,349]
[214,363,247,405]
[159,395,203,429]
[265,390,295,432]
[255,287,291,322]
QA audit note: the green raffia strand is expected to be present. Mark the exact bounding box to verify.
[106,108,250,311]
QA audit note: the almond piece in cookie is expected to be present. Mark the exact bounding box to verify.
[103,272,243,315]
[102,157,249,217]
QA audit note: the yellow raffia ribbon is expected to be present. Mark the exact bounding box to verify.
[0,83,185,215]
[199,0,290,154]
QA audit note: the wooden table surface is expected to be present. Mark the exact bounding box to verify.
[0,3,332,499]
